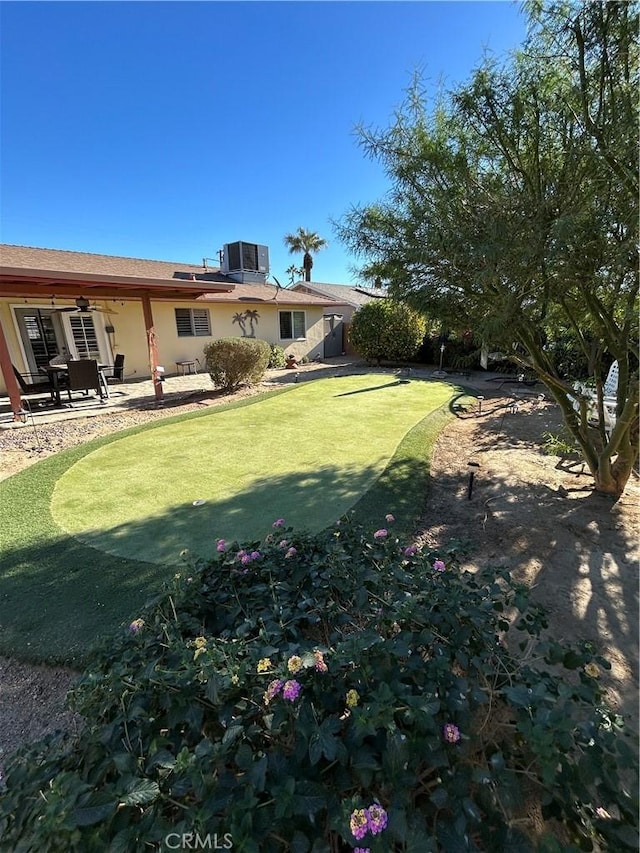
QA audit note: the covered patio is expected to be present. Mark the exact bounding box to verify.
[0,247,236,420]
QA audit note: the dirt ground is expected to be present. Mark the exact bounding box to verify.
[418,393,639,730]
[0,374,638,771]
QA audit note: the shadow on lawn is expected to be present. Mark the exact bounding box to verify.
[334,379,411,397]
[1,458,429,664]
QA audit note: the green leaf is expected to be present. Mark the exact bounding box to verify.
[222,725,243,746]
[462,797,482,823]
[108,829,139,853]
[562,650,584,669]
[490,751,505,772]
[112,751,136,773]
[308,717,342,765]
[146,749,177,771]
[504,685,533,708]
[248,755,268,792]
[73,802,116,827]
[120,779,160,807]
[611,823,640,849]
[293,781,326,818]
[290,831,311,853]
[430,787,449,808]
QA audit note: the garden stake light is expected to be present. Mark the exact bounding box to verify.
[467,461,480,499]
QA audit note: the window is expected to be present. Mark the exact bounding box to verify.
[175,308,211,337]
[279,310,306,340]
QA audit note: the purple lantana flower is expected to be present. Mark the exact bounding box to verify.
[285,546,297,558]
[272,518,285,528]
[433,559,446,572]
[373,529,388,539]
[282,680,302,701]
[216,538,226,552]
[264,679,284,704]
[367,803,388,835]
[403,544,418,557]
[443,722,461,743]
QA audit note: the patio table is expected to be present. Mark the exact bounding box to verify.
[40,363,110,405]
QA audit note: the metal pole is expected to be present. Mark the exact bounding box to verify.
[467,461,480,499]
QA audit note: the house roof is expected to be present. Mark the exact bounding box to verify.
[0,244,232,283]
[198,283,341,307]
[0,243,236,300]
[0,245,341,306]
[289,281,387,307]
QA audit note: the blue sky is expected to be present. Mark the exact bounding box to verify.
[1,1,527,285]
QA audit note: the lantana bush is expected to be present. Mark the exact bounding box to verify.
[1,515,637,851]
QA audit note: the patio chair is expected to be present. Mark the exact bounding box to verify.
[66,359,105,401]
[12,364,54,398]
[102,353,125,384]
[572,361,619,436]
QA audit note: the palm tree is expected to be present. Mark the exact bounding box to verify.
[286,264,304,285]
[283,228,327,282]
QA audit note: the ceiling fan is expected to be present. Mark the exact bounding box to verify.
[52,296,118,315]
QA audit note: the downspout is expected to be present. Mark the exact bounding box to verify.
[140,292,164,403]
[0,316,23,419]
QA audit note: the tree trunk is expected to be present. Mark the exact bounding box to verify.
[303,253,313,282]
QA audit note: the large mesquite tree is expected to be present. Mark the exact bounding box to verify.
[337,1,638,496]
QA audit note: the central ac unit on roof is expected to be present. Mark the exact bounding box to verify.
[221,242,269,280]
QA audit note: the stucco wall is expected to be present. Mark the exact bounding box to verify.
[0,297,327,393]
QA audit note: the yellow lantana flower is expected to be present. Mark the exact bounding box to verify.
[346,689,360,708]
[287,655,303,674]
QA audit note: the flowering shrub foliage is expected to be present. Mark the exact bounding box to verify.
[1,515,637,851]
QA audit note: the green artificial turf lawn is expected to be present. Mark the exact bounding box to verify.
[52,374,453,564]
[1,375,466,663]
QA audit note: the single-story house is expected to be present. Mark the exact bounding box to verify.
[0,243,346,418]
[290,281,387,323]
[289,281,388,355]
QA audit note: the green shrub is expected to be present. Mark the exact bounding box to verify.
[542,430,581,457]
[350,300,427,365]
[268,343,287,369]
[1,517,636,852]
[203,337,270,392]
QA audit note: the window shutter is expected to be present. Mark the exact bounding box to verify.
[175,309,193,337]
[69,315,100,359]
[192,309,211,336]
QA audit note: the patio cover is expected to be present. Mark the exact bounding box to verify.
[0,246,236,419]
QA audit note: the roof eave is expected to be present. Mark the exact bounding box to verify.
[0,267,235,300]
